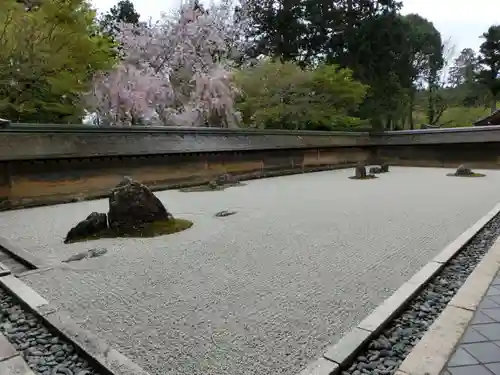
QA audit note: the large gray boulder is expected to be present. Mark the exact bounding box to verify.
[107,178,171,230]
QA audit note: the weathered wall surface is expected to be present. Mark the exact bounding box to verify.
[372,126,500,168]
[376,143,500,169]
[2,124,500,210]
[0,126,372,161]
[1,147,371,209]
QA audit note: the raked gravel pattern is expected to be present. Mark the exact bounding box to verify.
[342,214,500,375]
[1,167,500,375]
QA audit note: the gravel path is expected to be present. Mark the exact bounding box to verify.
[1,167,500,375]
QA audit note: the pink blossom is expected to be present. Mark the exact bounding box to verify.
[87,0,247,127]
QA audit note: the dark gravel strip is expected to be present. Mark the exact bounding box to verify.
[341,214,500,375]
[0,287,102,375]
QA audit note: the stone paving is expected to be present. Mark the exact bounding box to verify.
[0,329,35,375]
[442,271,500,375]
[1,167,500,375]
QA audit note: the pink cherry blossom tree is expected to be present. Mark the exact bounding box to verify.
[86,0,248,127]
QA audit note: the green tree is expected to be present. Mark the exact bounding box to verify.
[99,0,140,37]
[400,14,443,127]
[0,0,115,123]
[350,12,411,130]
[302,0,402,67]
[446,48,488,107]
[234,60,367,130]
[448,48,478,87]
[477,25,500,112]
[243,0,307,64]
[243,0,401,66]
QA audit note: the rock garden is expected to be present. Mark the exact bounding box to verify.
[64,177,192,244]
[446,164,486,177]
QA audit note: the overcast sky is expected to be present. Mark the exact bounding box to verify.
[91,0,499,57]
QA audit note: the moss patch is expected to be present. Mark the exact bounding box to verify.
[348,175,378,180]
[65,218,193,243]
[179,182,245,193]
[446,173,486,178]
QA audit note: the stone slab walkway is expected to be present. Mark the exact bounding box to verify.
[0,332,35,375]
[442,270,500,375]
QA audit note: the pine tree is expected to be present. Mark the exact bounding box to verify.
[477,25,500,112]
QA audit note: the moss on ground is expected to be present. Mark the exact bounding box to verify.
[446,173,486,178]
[65,218,193,243]
[348,175,378,180]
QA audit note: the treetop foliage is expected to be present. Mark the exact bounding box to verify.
[1,0,499,129]
[0,0,114,123]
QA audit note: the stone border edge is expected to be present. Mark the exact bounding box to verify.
[297,201,500,375]
[0,274,151,375]
[0,331,37,375]
[396,229,500,375]
[0,236,47,269]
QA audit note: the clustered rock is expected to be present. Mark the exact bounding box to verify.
[369,164,390,174]
[454,164,474,176]
[65,177,172,243]
[208,173,239,190]
[340,215,500,375]
[0,289,99,375]
[351,162,390,179]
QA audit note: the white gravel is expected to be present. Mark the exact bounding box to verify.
[1,167,500,375]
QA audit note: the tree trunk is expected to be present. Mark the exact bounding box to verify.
[408,89,415,130]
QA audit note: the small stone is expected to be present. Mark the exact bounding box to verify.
[51,345,63,353]
[379,349,394,357]
[384,359,397,367]
[18,342,30,350]
[54,366,73,375]
[27,349,44,356]
[9,313,20,321]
